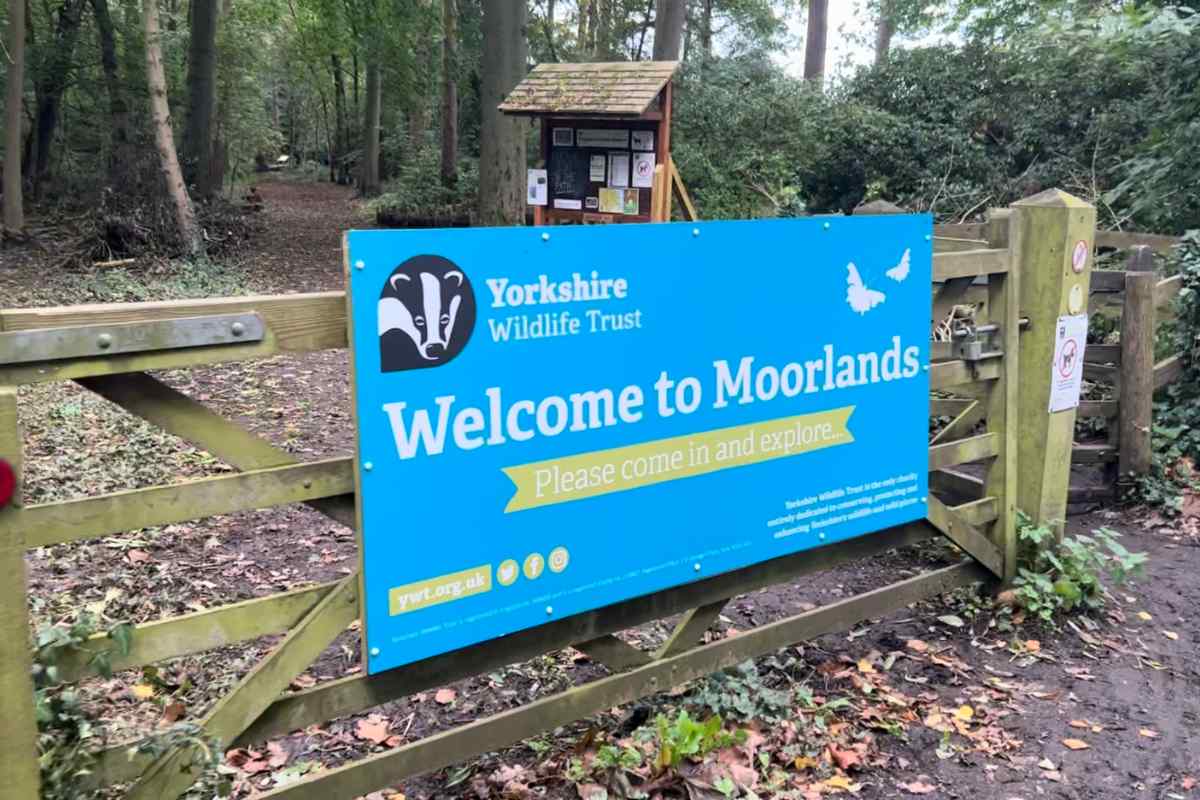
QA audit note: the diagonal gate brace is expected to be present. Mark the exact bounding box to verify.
[926,495,1005,579]
[126,575,359,800]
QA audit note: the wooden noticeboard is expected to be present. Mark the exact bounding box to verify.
[498,61,680,226]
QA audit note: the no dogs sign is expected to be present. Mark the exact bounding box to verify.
[346,217,933,673]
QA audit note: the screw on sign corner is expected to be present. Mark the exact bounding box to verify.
[0,459,14,508]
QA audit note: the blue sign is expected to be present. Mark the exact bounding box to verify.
[347,217,932,674]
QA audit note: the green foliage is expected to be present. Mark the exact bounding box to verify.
[53,257,254,304]
[652,709,747,772]
[1128,233,1200,511]
[1011,512,1147,625]
[367,146,480,220]
[692,659,792,722]
[32,613,131,799]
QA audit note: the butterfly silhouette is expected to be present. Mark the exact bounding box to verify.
[846,263,886,315]
[886,248,911,282]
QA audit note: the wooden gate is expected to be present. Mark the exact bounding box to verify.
[0,190,1095,799]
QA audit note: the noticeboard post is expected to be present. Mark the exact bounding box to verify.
[346,217,932,674]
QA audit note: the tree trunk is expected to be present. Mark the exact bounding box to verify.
[542,0,558,60]
[361,60,381,196]
[144,0,202,255]
[652,0,684,60]
[576,0,589,54]
[3,0,25,236]
[440,0,459,187]
[478,0,526,226]
[90,0,134,190]
[27,0,86,200]
[332,54,348,184]
[593,0,609,59]
[803,0,828,83]
[700,0,713,63]
[183,0,219,197]
[874,0,895,67]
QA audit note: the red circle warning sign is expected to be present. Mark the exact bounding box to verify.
[1072,240,1088,273]
[1058,337,1079,378]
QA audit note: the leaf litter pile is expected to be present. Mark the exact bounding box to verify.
[11,179,1200,799]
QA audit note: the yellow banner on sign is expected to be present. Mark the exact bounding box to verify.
[502,406,855,513]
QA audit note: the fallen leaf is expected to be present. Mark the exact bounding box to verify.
[794,756,820,770]
[1139,728,1160,739]
[937,614,965,628]
[1163,631,1180,641]
[126,549,152,564]
[355,717,390,745]
[1025,639,1041,652]
[1068,720,1090,729]
[1137,611,1152,621]
[822,774,861,792]
[954,705,974,722]
[899,780,937,795]
[857,658,876,674]
[905,639,929,653]
[1038,758,1057,771]
[828,745,862,771]
[267,741,288,768]
[434,688,457,705]
[1182,776,1196,790]
[131,684,155,700]
[576,784,608,800]
[1062,738,1090,750]
[162,701,185,723]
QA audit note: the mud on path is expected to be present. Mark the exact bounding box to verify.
[10,178,1200,799]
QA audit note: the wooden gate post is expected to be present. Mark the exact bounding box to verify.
[1011,190,1096,538]
[1118,247,1156,480]
[0,388,40,799]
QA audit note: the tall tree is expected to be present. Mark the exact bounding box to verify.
[803,0,828,82]
[25,0,87,199]
[144,0,202,255]
[477,0,526,226]
[184,0,221,197]
[3,0,25,236]
[592,0,607,58]
[875,0,896,65]
[361,60,381,195]
[331,54,348,184]
[90,0,134,189]
[652,0,685,60]
[440,0,459,187]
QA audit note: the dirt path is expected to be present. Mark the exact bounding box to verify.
[12,178,1200,799]
[247,178,368,293]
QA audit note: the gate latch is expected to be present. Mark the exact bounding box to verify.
[951,323,1003,361]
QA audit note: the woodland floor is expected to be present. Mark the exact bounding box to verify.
[4,176,1200,800]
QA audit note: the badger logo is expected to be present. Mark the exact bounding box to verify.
[378,255,475,372]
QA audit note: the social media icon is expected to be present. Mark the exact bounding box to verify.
[497,559,519,586]
[548,546,570,573]
[523,553,545,580]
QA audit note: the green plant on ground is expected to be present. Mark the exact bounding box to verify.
[32,613,131,799]
[652,709,747,772]
[692,660,792,722]
[1011,512,1147,625]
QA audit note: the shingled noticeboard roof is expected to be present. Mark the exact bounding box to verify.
[499,61,680,117]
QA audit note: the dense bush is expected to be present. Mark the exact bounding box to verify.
[665,7,1200,232]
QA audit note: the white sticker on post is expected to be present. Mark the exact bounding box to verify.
[526,169,547,206]
[1049,313,1089,413]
